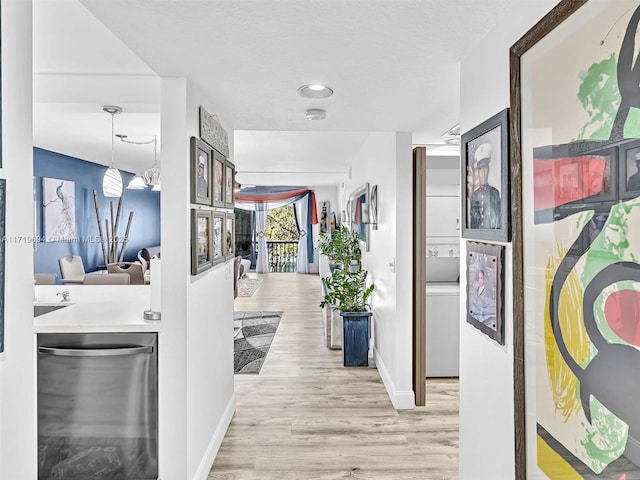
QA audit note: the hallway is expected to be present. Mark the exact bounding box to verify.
[209,273,459,479]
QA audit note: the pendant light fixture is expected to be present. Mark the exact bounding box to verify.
[120,133,150,190]
[102,105,124,197]
[126,172,147,190]
[119,134,161,191]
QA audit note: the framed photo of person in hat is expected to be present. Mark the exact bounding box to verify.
[461,108,510,241]
[190,136,213,205]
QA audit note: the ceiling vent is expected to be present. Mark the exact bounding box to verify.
[305,108,326,121]
[442,123,460,145]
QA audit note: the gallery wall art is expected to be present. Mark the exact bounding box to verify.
[191,209,213,275]
[42,177,76,242]
[461,108,510,241]
[465,241,504,345]
[511,1,640,478]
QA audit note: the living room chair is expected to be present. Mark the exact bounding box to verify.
[34,273,57,285]
[58,256,85,284]
[107,262,145,285]
[83,273,131,285]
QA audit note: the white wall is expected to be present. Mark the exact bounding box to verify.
[185,82,235,479]
[0,1,36,478]
[160,78,235,480]
[342,132,414,409]
[458,2,558,479]
[426,155,460,197]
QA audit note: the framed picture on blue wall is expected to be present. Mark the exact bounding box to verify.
[42,177,76,242]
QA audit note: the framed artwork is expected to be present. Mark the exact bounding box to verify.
[212,211,225,265]
[190,136,212,206]
[0,180,5,353]
[212,150,225,208]
[465,241,504,345]
[224,160,235,208]
[320,201,330,234]
[224,213,235,260]
[191,209,213,275]
[370,184,378,230]
[42,177,76,242]
[199,106,230,157]
[461,108,510,241]
[620,140,640,199]
[0,1,2,170]
[511,1,640,478]
[349,182,370,252]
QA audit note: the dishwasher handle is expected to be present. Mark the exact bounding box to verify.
[38,345,154,357]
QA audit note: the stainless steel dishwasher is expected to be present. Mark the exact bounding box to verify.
[37,333,158,480]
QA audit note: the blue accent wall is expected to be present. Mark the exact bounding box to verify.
[34,148,161,278]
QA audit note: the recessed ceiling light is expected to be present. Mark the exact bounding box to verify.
[305,109,326,121]
[298,84,334,99]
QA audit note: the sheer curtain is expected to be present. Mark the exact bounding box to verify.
[294,197,309,273]
[255,209,268,273]
[235,186,318,274]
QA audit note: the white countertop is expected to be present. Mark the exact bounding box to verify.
[426,282,460,295]
[34,285,161,333]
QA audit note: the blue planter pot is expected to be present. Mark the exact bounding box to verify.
[340,311,372,367]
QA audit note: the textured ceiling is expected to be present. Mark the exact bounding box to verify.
[35,0,520,185]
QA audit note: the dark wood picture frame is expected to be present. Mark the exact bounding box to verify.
[508,1,637,479]
[191,209,213,275]
[511,3,584,478]
[224,213,235,260]
[212,150,225,208]
[461,108,510,241]
[190,136,213,206]
[465,241,504,346]
[224,160,235,208]
[212,211,225,265]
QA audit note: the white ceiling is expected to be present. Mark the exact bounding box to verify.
[34,0,517,186]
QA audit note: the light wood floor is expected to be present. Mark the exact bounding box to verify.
[209,272,459,479]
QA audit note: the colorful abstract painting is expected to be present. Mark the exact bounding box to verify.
[42,177,76,242]
[521,1,640,478]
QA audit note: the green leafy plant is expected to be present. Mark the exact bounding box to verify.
[318,226,361,269]
[320,269,374,313]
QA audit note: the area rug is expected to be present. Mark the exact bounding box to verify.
[233,311,282,374]
[237,277,263,297]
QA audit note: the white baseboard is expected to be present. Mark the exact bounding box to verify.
[373,347,415,410]
[192,393,237,480]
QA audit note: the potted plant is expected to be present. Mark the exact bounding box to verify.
[320,268,374,366]
[318,227,361,272]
